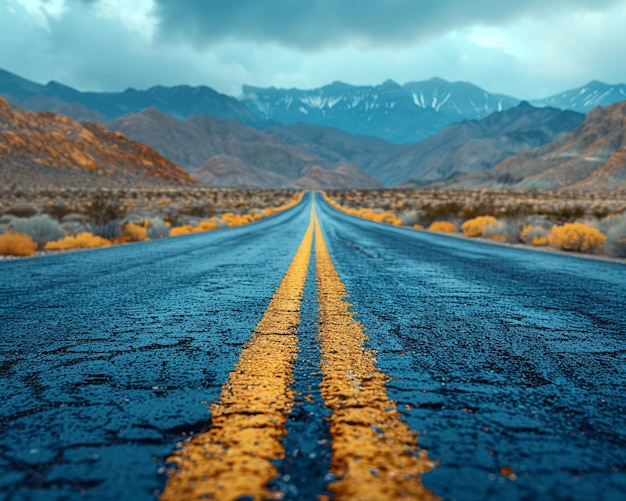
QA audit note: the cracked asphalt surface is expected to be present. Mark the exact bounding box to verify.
[1,192,626,500]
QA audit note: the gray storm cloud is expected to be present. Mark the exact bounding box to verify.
[152,0,620,49]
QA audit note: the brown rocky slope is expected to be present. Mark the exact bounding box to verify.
[0,98,196,189]
[109,108,382,189]
[431,101,626,189]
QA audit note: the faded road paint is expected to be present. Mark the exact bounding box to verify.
[160,201,439,500]
[160,211,314,501]
[314,216,439,501]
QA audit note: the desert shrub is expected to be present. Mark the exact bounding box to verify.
[428,221,457,233]
[0,232,37,256]
[146,218,170,239]
[413,224,424,230]
[398,210,420,226]
[83,192,129,224]
[170,225,197,237]
[604,213,626,257]
[196,220,219,232]
[83,192,129,239]
[120,223,148,242]
[12,215,66,249]
[462,216,498,238]
[520,225,550,246]
[483,218,524,243]
[45,232,111,250]
[548,223,606,254]
[89,221,121,239]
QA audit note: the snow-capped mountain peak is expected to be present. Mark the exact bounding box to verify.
[240,79,520,143]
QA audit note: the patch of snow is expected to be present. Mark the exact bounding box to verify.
[432,96,438,109]
[580,87,587,95]
[412,92,424,107]
[279,96,294,110]
[326,96,341,109]
[243,93,270,115]
[620,89,626,96]
[300,95,324,109]
[435,92,451,111]
[298,106,309,115]
[498,101,503,112]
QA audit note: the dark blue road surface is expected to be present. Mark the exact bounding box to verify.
[1,192,626,500]
[316,197,626,501]
[0,199,311,500]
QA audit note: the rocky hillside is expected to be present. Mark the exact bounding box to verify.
[421,102,626,189]
[109,108,382,189]
[372,102,584,186]
[0,98,196,189]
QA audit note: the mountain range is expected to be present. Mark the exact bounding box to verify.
[1,66,626,190]
[107,102,586,188]
[3,67,625,144]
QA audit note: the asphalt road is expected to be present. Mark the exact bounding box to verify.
[1,192,626,500]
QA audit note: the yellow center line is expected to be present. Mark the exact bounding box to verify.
[160,206,315,501]
[313,210,440,500]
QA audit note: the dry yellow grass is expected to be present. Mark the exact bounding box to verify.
[120,222,147,242]
[428,221,457,233]
[462,216,498,237]
[548,223,606,254]
[0,232,37,256]
[169,225,197,237]
[45,232,112,250]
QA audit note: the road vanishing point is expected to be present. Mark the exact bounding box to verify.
[1,192,626,500]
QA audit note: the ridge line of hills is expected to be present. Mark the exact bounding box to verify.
[1,67,626,190]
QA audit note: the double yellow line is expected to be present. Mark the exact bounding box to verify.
[161,199,438,501]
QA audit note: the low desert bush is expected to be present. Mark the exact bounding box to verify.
[170,225,197,237]
[45,232,112,250]
[520,225,550,246]
[120,222,147,243]
[462,216,498,238]
[604,213,626,257]
[83,192,129,239]
[0,232,37,256]
[12,215,65,249]
[548,223,606,254]
[83,192,129,225]
[89,221,121,240]
[398,210,420,226]
[146,218,170,239]
[428,221,457,233]
[196,220,219,232]
[482,218,524,243]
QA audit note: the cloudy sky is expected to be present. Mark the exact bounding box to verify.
[1,0,626,99]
